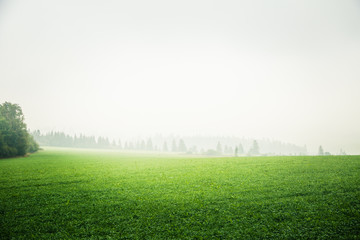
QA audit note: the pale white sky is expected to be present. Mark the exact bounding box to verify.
[1,0,360,154]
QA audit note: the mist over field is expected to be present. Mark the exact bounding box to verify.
[1,0,360,154]
[1,2,360,238]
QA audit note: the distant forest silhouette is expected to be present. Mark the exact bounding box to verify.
[32,130,308,156]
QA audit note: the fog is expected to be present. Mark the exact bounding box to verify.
[1,0,360,154]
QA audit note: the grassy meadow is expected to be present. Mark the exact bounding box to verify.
[0,148,359,239]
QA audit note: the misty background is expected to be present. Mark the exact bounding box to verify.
[1,0,359,154]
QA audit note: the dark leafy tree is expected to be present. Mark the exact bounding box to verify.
[0,102,39,157]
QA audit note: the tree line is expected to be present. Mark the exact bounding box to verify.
[0,102,39,158]
[0,102,342,158]
[32,131,192,152]
[32,130,265,156]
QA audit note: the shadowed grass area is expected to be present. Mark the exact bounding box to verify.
[1,148,359,239]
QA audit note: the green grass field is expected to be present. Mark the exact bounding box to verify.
[0,148,359,239]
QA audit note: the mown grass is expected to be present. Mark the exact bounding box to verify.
[0,148,359,239]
